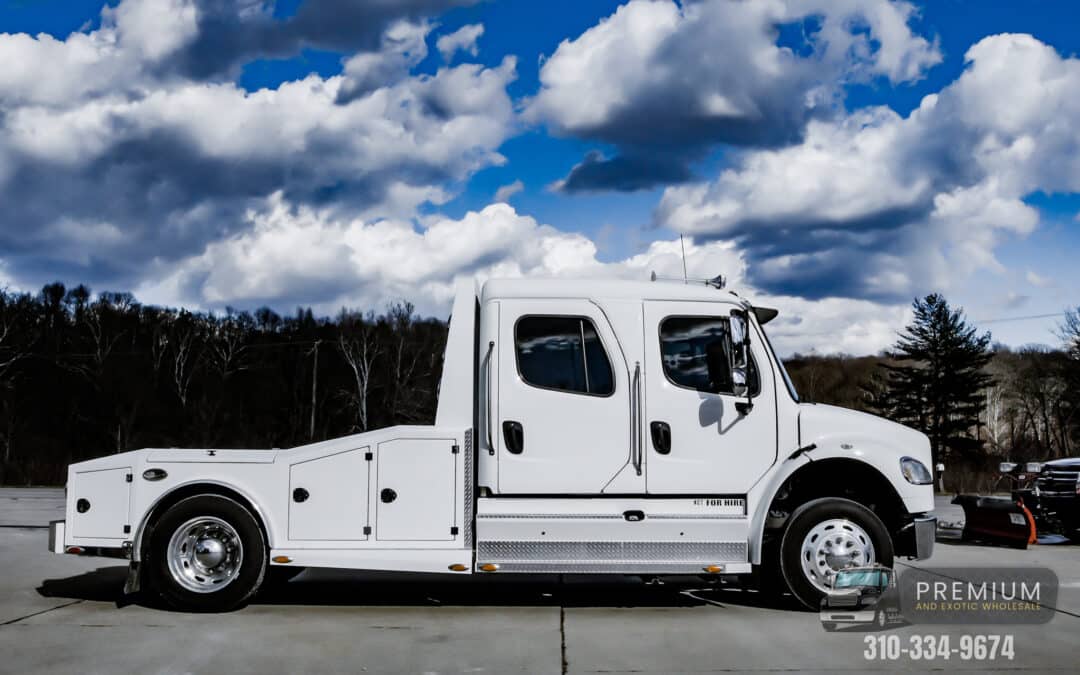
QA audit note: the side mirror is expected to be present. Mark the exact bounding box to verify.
[729,312,749,398]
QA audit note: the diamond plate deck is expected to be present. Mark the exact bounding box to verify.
[476,539,746,563]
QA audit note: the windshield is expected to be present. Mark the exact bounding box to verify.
[758,324,798,402]
[834,569,888,589]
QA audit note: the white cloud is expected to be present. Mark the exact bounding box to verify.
[493,179,524,203]
[527,0,941,191]
[106,0,200,62]
[136,195,899,354]
[338,20,430,99]
[754,294,910,357]
[657,33,1077,302]
[1025,270,1052,288]
[436,23,484,61]
[0,4,517,290]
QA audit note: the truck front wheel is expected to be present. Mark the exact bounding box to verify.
[779,497,893,609]
[146,494,267,612]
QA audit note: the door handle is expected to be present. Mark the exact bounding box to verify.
[503,420,524,454]
[650,421,671,455]
[632,362,642,475]
[484,341,495,456]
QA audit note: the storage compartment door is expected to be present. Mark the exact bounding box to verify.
[376,439,457,541]
[289,448,370,541]
[72,467,132,540]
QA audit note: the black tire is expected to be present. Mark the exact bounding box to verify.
[822,621,836,632]
[146,494,267,612]
[779,497,894,610]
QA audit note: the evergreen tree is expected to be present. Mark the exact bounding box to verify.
[877,294,994,465]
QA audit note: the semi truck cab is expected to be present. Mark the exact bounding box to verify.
[50,277,936,611]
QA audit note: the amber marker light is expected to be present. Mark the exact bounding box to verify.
[703,565,723,574]
[479,563,500,572]
[272,556,293,564]
[448,564,468,571]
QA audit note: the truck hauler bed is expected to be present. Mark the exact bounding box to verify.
[49,277,937,611]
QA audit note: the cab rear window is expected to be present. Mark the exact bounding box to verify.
[515,316,614,396]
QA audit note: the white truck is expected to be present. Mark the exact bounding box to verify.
[48,278,936,611]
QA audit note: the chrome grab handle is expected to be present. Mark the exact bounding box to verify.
[628,364,636,474]
[632,361,642,476]
[484,340,495,455]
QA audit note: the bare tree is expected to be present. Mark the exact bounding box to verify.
[170,312,205,409]
[207,308,253,381]
[0,290,34,464]
[385,301,436,423]
[0,290,32,384]
[83,297,124,380]
[338,310,380,432]
[149,309,171,387]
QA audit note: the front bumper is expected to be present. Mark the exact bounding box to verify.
[48,520,65,554]
[913,514,935,560]
[820,609,875,624]
[895,513,936,559]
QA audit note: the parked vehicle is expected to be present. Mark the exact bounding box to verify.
[48,278,936,611]
[1017,458,1080,539]
[994,461,1040,493]
[819,565,901,631]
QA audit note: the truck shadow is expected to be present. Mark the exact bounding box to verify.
[38,566,806,612]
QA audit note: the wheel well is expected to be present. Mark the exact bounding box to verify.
[766,459,907,536]
[137,483,270,560]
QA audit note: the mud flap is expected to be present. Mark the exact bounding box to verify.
[124,561,141,595]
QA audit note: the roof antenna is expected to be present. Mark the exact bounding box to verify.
[679,235,688,283]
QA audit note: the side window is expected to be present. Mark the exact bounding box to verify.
[515,316,614,396]
[659,316,760,395]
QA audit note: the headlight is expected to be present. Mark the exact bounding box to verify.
[900,457,933,485]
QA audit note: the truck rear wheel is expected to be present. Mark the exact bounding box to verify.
[779,497,893,609]
[147,494,267,612]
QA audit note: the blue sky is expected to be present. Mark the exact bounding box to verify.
[0,0,1077,354]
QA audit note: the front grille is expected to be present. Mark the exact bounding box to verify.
[827,594,860,608]
[1037,469,1079,494]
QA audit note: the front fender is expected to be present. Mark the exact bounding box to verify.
[746,439,934,564]
[805,436,935,514]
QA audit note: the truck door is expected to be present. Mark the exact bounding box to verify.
[642,302,777,494]
[494,299,634,493]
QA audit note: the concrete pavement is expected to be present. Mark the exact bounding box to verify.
[2,489,1077,674]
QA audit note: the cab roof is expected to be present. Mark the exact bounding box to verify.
[481,277,744,305]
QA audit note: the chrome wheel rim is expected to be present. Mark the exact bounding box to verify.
[800,518,875,594]
[166,516,243,594]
